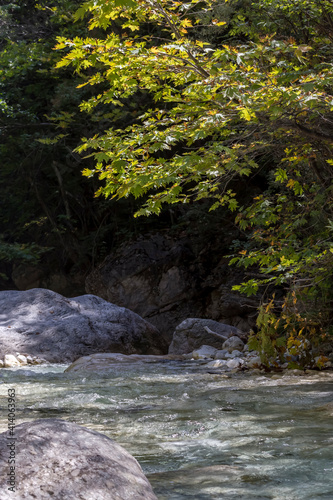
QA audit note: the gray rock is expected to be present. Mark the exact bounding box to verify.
[85,234,199,342]
[168,318,243,354]
[0,419,157,500]
[65,353,183,372]
[206,359,227,368]
[226,358,244,369]
[245,356,262,368]
[247,350,260,357]
[17,354,28,365]
[205,289,258,334]
[192,345,218,359]
[229,350,244,358]
[222,336,245,353]
[85,233,257,342]
[0,289,166,363]
[4,354,20,367]
[214,349,229,360]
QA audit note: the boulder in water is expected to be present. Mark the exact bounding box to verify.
[0,288,166,362]
[0,419,157,500]
[65,352,183,372]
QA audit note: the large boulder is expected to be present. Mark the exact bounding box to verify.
[85,233,258,342]
[0,288,166,362]
[168,318,243,354]
[0,419,157,500]
[85,234,201,342]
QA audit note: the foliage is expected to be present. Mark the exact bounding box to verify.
[55,0,333,362]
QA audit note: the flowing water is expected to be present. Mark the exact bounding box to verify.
[0,361,333,499]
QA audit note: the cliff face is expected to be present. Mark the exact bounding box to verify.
[85,233,258,342]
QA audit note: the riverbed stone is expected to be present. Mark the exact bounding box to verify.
[192,345,218,359]
[206,359,228,368]
[26,355,34,364]
[0,288,166,363]
[214,349,229,360]
[17,354,28,365]
[226,358,244,369]
[222,336,245,353]
[168,318,243,354]
[245,356,262,368]
[65,353,183,372]
[228,349,244,358]
[0,419,157,500]
[4,354,20,367]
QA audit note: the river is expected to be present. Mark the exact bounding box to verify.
[0,361,332,499]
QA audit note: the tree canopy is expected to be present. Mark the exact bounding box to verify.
[55,0,333,366]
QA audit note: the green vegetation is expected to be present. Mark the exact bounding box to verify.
[1,0,333,366]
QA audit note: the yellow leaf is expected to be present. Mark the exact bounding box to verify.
[181,18,193,28]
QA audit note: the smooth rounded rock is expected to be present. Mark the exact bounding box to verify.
[222,336,244,353]
[226,358,244,369]
[66,353,183,372]
[0,419,157,500]
[246,356,262,369]
[206,359,227,368]
[229,350,244,358]
[4,354,20,367]
[17,354,28,365]
[214,349,229,360]
[0,288,165,362]
[192,345,218,360]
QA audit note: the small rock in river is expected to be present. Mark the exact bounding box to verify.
[226,358,244,369]
[245,356,262,369]
[206,359,227,368]
[214,349,229,360]
[17,354,28,365]
[192,345,218,359]
[0,419,157,499]
[222,336,244,353]
[4,354,20,367]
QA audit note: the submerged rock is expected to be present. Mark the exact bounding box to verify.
[0,289,166,363]
[206,359,228,368]
[0,419,157,500]
[66,352,183,372]
[192,345,218,359]
[168,318,243,354]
